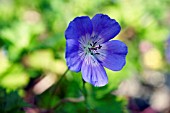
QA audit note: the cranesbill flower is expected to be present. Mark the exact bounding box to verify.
[65,14,128,87]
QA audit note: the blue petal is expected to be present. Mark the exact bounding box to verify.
[65,39,85,72]
[81,54,108,87]
[65,16,93,40]
[96,40,128,71]
[92,14,121,44]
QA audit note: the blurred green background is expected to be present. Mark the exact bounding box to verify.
[0,0,170,113]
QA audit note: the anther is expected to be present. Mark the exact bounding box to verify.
[92,42,97,47]
[95,53,100,55]
[98,45,102,49]
[88,48,91,52]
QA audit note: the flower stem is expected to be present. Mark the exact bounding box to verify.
[82,79,90,111]
[83,79,87,99]
[49,68,69,108]
[53,68,69,91]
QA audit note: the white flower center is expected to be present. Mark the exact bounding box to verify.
[79,34,102,56]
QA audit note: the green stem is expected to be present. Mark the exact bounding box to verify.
[49,68,69,108]
[82,79,90,111]
[83,79,87,99]
[53,68,69,91]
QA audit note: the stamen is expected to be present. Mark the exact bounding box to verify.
[90,47,97,51]
[98,45,102,49]
[88,48,91,52]
[82,34,103,56]
[88,44,102,55]
[92,41,97,47]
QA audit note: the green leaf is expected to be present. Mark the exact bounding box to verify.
[0,88,30,113]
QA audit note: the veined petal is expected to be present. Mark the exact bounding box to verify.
[65,39,85,72]
[81,54,108,87]
[96,40,128,71]
[92,14,121,44]
[65,16,93,40]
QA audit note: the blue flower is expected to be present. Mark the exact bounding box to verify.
[65,14,128,87]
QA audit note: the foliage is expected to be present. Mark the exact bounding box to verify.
[0,87,29,113]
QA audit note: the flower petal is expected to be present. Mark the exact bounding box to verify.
[81,54,108,87]
[96,40,128,71]
[92,14,121,44]
[65,39,85,72]
[65,16,93,40]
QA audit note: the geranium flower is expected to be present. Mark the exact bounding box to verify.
[65,14,128,87]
